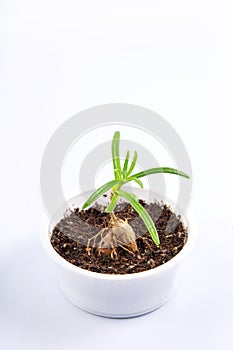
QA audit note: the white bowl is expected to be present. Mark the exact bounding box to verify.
[41,188,195,318]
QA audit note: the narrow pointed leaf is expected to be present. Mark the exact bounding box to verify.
[132,167,190,179]
[105,193,119,213]
[126,151,138,177]
[127,176,144,188]
[116,189,160,245]
[122,150,130,178]
[112,131,122,180]
[82,180,120,209]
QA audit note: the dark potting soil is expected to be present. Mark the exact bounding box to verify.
[50,199,188,275]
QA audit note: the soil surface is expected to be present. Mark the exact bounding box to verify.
[51,199,188,274]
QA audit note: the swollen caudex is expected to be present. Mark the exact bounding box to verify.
[86,213,138,259]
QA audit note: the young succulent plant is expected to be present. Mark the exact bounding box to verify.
[82,131,189,258]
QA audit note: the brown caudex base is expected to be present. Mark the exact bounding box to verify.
[86,213,138,258]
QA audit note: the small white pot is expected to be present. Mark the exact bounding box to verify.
[41,188,195,318]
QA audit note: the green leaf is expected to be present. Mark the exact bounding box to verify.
[105,192,119,213]
[132,167,190,179]
[82,180,121,209]
[122,150,130,178]
[127,176,144,188]
[116,189,160,245]
[112,131,122,180]
[130,193,138,201]
[126,151,138,177]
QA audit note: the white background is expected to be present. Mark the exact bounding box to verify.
[1,1,233,349]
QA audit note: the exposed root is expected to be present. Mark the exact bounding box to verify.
[86,227,108,255]
[86,213,138,259]
[117,244,135,255]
